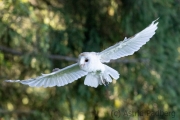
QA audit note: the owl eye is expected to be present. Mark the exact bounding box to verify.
[85,59,89,62]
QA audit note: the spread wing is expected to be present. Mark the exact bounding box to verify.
[6,63,88,87]
[99,19,158,63]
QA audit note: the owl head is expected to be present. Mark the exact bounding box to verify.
[78,52,100,72]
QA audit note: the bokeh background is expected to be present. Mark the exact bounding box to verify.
[0,0,180,120]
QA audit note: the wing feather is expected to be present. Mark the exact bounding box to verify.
[99,19,158,63]
[6,63,88,87]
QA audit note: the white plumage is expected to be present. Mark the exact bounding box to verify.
[99,19,158,63]
[7,63,87,87]
[6,19,158,88]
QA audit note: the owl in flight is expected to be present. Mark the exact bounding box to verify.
[6,19,158,88]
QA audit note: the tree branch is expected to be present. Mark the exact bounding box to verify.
[48,54,77,62]
[0,45,23,56]
[0,45,149,63]
[0,109,34,114]
[0,45,77,62]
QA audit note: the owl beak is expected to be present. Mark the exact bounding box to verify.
[80,64,84,67]
[79,57,85,68]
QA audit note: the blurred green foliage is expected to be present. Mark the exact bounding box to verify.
[0,0,180,120]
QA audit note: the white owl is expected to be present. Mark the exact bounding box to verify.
[6,19,158,88]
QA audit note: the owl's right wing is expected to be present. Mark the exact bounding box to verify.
[6,63,88,87]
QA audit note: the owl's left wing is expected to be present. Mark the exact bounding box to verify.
[99,19,158,63]
[6,63,88,87]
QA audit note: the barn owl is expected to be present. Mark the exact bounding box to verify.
[6,19,158,88]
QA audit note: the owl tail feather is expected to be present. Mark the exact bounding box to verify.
[84,65,120,88]
[103,64,120,81]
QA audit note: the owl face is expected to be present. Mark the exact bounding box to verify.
[78,53,91,70]
[78,52,103,72]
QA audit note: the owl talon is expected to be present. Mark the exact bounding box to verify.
[104,80,109,86]
[100,75,106,86]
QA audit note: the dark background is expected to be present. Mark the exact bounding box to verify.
[0,0,180,119]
